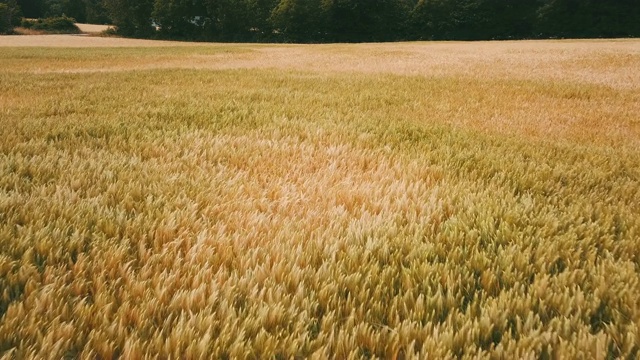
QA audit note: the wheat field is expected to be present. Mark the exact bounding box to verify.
[1,37,639,358]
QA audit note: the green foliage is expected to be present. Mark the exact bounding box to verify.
[411,0,538,40]
[246,0,278,40]
[105,0,640,42]
[10,0,640,42]
[42,0,62,17]
[16,0,107,23]
[270,0,325,42]
[102,0,154,37]
[0,4,10,34]
[61,0,86,23]
[0,0,21,34]
[17,0,43,18]
[82,0,109,24]
[5,0,640,42]
[536,0,640,38]
[204,0,254,41]
[20,15,81,33]
[152,0,209,40]
[149,0,278,41]
[322,0,412,42]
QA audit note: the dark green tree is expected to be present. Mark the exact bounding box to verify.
[322,0,411,42]
[43,0,63,16]
[0,0,21,34]
[411,0,538,40]
[17,0,632,42]
[410,0,456,39]
[153,0,209,39]
[62,0,86,22]
[480,0,537,39]
[536,0,640,38]
[17,0,43,18]
[103,0,154,36]
[203,0,255,41]
[246,0,278,40]
[83,0,110,24]
[270,0,326,42]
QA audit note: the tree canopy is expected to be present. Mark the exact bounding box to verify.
[0,0,21,34]
[10,0,640,41]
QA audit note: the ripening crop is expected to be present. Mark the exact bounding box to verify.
[1,39,639,358]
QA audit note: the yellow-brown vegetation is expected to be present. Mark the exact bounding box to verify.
[1,38,639,358]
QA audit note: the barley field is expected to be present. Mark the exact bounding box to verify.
[1,37,639,358]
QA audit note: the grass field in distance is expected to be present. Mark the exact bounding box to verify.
[1,38,640,358]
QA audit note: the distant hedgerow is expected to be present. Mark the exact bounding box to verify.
[20,16,81,34]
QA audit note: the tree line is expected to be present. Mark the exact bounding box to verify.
[7,0,640,42]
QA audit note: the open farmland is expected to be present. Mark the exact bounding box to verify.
[1,37,640,358]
